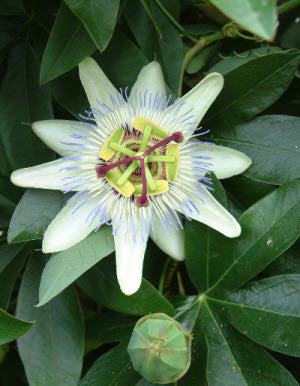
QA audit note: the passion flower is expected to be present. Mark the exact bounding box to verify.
[11,58,251,295]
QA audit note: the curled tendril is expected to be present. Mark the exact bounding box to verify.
[218,47,300,60]
[221,22,240,38]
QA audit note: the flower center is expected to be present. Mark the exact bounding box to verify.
[96,118,183,207]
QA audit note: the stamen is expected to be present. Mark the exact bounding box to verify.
[139,125,152,152]
[109,142,137,157]
[117,161,138,185]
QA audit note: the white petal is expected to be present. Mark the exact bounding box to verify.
[79,57,118,109]
[129,61,166,108]
[114,220,149,295]
[32,120,96,157]
[42,195,101,253]
[174,187,241,238]
[10,159,80,190]
[169,73,223,128]
[199,143,252,179]
[150,213,185,261]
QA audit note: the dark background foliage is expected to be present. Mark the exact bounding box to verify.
[0,0,300,385]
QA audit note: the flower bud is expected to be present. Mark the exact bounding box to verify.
[127,313,191,384]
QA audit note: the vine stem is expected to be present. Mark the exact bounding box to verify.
[277,0,300,14]
[158,257,171,294]
[153,0,198,43]
[177,31,224,97]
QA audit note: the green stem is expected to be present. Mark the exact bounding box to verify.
[177,31,224,97]
[153,0,198,43]
[158,257,171,294]
[278,0,300,14]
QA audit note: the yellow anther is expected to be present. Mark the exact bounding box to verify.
[99,127,124,161]
[133,117,168,140]
[106,169,135,197]
[166,144,180,181]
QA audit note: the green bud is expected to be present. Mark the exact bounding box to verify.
[127,313,191,384]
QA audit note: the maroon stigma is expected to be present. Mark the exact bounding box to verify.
[96,131,184,207]
[136,157,149,208]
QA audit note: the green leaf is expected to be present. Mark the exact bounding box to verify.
[77,256,175,316]
[40,2,96,84]
[16,253,84,385]
[0,248,27,309]
[213,275,300,357]
[8,189,67,244]
[140,0,163,39]
[207,178,300,294]
[200,300,298,385]
[125,0,183,93]
[263,240,300,276]
[173,297,207,386]
[0,0,25,15]
[223,175,275,209]
[149,0,183,94]
[0,38,53,176]
[281,22,300,49]
[0,243,25,272]
[124,0,159,59]
[51,67,89,118]
[204,51,300,129]
[80,343,140,386]
[86,311,137,344]
[207,115,300,185]
[174,296,298,384]
[0,309,33,345]
[38,226,115,307]
[185,174,228,292]
[0,194,15,227]
[209,0,277,41]
[64,0,120,51]
[97,30,148,89]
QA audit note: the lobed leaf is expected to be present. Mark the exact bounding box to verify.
[207,115,300,185]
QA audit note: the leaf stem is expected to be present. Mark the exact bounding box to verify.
[153,0,198,43]
[278,0,300,14]
[177,31,224,97]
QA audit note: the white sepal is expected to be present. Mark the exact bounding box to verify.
[169,73,223,131]
[32,120,97,157]
[150,212,185,261]
[174,187,241,238]
[79,57,118,109]
[42,195,102,253]
[10,159,81,191]
[129,61,166,109]
[113,218,149,295]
